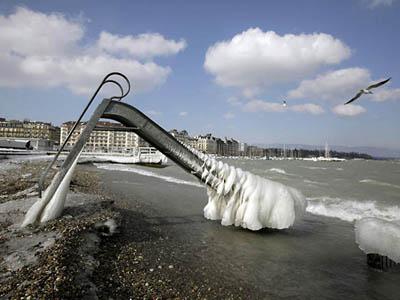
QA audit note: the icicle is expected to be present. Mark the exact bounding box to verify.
[22,153,81,227]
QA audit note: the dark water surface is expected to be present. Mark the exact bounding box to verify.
[96,159,400,299]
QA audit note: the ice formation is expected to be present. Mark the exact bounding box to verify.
[195,152,306,231]
[22,154,80,227]
[355,217,400,263]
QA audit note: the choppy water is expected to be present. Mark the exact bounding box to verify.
[96,158,400,299]
[97,158,400,223]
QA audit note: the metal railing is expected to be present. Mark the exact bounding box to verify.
[37,72,131,197]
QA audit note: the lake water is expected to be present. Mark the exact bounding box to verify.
[96,158,400,299]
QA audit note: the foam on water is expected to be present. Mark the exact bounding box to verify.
[360,179,400,190]
[301,166,328,170]
[267,168,287,174]
[306,196,400,222]
[303,179,328,186]
[95,163,204,188]
[355,218,400,263]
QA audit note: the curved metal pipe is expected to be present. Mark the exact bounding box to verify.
[38,73,131,197]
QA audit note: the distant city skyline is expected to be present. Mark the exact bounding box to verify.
[0,1,399,151]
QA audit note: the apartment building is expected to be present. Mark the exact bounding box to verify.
[0,118,60,144]
[60,121,141,153]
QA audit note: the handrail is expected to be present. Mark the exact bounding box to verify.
[37,72,131,197]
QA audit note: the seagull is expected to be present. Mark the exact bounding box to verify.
[282,100,287,107]
[345,78,391,105]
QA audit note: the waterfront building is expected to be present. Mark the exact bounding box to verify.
[60,121,141,153]
[196,134,218,154]
[239,142,248,156]
[0,118,60,144]
[225,138,239,156]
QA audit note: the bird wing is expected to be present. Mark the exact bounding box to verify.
[367,77,391,90]
[344,91,363,105]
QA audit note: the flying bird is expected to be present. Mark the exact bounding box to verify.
[282,100,287,107]
[345,77,391,105]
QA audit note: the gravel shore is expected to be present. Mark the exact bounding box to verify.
[0,160,252,299]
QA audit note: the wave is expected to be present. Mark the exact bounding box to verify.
[306,196,400,222]
[268,168,287,174]
[301,166,328,170]
[303,179,328,186]
[360,179,400,189]
[95,163,204,188]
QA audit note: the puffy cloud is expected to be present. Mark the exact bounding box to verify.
[179,111,188,117]
[244,100,286,113]
[204,28,350,93]
[288,68,371,102]
[371,88,400,102]
[243,99,324,115]
[0,7,83,56]
[290,103,325,115]
[97,31,187,59]
[288,68,399,105]
[332,104,366,116]
[223,112,235,119]
[0,7,184,95]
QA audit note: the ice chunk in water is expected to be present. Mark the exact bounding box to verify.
[355,217,400,263]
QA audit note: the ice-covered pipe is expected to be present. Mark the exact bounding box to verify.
[22,153,80,226]
[22,98,305,231]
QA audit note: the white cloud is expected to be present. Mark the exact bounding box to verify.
[179,111,188,117]
[290,103,325,115]
[0,7,184,95]
[288,68,371,102]
[244,100,285,113]
[370,88,400,102]
[365,0,396,8]
[204,28,351,94]
[97,31,187,59]
[223,112,235,119]
[0,7,83,57]
[243,99,324,115]
[288,68,399,105]
[332,104,366,116]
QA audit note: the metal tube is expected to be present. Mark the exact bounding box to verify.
[38,75,127,197]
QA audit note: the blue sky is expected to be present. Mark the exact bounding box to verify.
[0,0,399,150]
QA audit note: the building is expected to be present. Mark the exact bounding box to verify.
[0,118,60,144]
[224,138,239,156]
[239,142,248,156]
[216,138,227,156]
[60,121,140,153]
[196,134,218,154]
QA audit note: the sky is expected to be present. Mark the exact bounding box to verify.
[0,0,399,150]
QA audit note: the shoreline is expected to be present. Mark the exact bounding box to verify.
[1,159,400,299]
[0,161,252,299]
